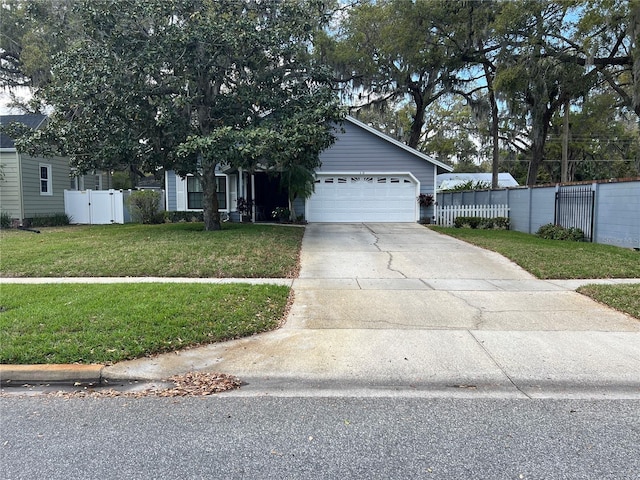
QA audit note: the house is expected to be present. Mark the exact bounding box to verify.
[437,172,519,192]
[0,114,70,225]
[165,115,453,223]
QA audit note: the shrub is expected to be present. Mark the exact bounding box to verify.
[417,193,434,207]
[536,223,585,241]
[272,207,290,221]
[127,190,163,224]
[454,216,481,228]
[27,213,71,227]
[493,217,510,230]
[0,211,11,229]
[454,216,510,230]
[163,211,204,223]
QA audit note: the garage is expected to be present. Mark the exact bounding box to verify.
[306,173,418,222]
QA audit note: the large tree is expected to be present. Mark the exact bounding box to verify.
[16,0,343,231]
[323,0,462,149]
[492,1,595,185]
[0,0,79,109]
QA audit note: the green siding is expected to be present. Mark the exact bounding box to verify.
[0,151,22,220]
[21,155,70,218]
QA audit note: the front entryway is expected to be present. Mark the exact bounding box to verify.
[253,173,288,221]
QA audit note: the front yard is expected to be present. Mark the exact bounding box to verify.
[0,283,289,364]
[0,222,304,278]
[0,223,302,364]
[2,223,638,365]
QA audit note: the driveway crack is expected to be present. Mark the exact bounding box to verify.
[386,252,407,278]
[363,223,382,252]
[448,291,484,329]
[363,223,406,278]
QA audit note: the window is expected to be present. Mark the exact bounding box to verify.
[39,164,52,195]
[187,176,227,210]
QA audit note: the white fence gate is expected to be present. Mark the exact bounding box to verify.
[64,189,125,224]
[436,204,509,227]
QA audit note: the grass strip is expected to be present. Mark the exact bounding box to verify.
[577,284,640,320]
[0,283,290,364]
[431,227,640,279]
[0,223,304,278]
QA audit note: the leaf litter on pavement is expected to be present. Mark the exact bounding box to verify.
[0,372,241,398]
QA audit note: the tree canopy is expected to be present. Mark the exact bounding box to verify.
[319,0,639,185]
[2,0,638,194]
[8,0,344,230]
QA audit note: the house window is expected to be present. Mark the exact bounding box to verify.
[187,176,227,210]
[39,164,52,195]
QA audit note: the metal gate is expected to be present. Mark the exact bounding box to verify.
[554,185,595,241]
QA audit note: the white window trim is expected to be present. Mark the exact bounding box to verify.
[39,163,53,196]
[183,173,229,212]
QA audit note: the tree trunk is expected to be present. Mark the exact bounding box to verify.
[527,131,546,186]
[408,85,426,149]
[288,195,296,222]
[526,94,553,186]
[200,161,221,231]
[484,65,500,189]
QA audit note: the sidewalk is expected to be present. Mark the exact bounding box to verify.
[2,223,639,398]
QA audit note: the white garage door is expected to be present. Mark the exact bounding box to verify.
[306,174,418,222]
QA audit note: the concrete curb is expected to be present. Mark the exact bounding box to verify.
[0,364,104,385]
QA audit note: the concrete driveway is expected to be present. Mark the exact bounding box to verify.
[105,223,640,398]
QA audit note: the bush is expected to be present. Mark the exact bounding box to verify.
[0,211,11,229]
[272,207,290,222]
[26,213,71,227]
[127,190,163,224]
[454,216,510,230]
[417,193,434,207]
[493,217,510,230]
[536,223,585,241]
[454,216,482,229]
[163,211,204,223]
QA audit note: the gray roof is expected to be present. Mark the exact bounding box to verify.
[0,114,47,149]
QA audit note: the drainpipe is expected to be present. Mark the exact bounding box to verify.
[18,152,25,225]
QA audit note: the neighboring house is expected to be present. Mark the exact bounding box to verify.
[165,115,453,223]
[0,114,70,225]
[437,172,519,192]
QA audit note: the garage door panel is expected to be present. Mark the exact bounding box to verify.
[307,174,417,223]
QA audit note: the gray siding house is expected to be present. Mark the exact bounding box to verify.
[165,116,452,223]
[0,114,70,225]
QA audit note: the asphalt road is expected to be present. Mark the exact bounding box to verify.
[1,396,638,479]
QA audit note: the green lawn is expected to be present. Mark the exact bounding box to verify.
[578,284,640,320]
[430,227,640,279]
[0,283,290,364]
[0,222,301,365]
[0,222,304,278]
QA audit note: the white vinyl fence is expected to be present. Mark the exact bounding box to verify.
[436,204,509,227]
[64,189,125,224]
